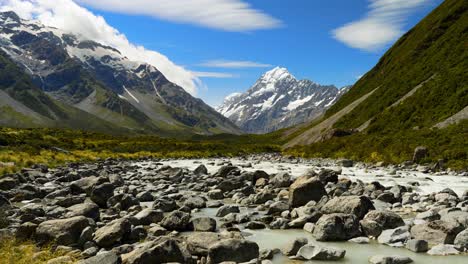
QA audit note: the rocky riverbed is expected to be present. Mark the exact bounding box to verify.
[0,154,467,264]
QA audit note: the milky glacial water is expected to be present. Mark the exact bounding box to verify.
[151,158,468,196]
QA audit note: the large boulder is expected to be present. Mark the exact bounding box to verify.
[282,237,308,256]
[207,239,259,264]
[377,226,411,245]
[122,239,192,264]
[289,177,326,208]
[191,217,216,232]
[36,216,89,246]
[183,196,206,209]
[77,252,121,264]
[90,183,115,208]
[369,255,413,264]
[134,209,163,226]
[66,202,100,220]
[270,172,291,188]
[296,244,346,261]
[454,228,468,249]
[160,211,191,231]
[216,205,240,217]
[312,213,361,241]
[186,232,222,255]
[413,146,428,163]
[321,196,374,219]
[94,218,132,248]
[70,176,104,194]
[0,177,17,191]
[360,210,405,237]
[152,198,177,212]
[410,220,464,245]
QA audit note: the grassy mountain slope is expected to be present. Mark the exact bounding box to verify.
[0,50,132,134]
[284,0,468,168]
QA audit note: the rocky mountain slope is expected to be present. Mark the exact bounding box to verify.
[217,67,350,134]
[0,11,240,136]
[283,0,467,164]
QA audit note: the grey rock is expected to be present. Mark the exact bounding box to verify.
[296,244,346,261]
[427,244,461,256]
[289,177,326,208]
[413,146,428,163]
[122,239,192,264]
[270,172,291,188]
[90,183,114,208]
[207,239,259,264]
[66,202,100,220]
[160,211,191,231]
[134,209,163,226]
[405,239,428,253]
[378,226,410,245]
[313,213,361,241]
[454,228,468,248]
[321,196,374,219]
[282,237,308,256]
[77,252,121,264]
[216,205,240,217]
[369,255,413,264]
[410,220,464,245]
[361,210,405,237]
[94,218,131,248]
[191,217,217,232]
[36,216,89,246]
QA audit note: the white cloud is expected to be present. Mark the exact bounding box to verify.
[76,0,282,32]
[199,60,272,68]
[193,71,237,78]
[0,0,200,95]
[332,0,430,51]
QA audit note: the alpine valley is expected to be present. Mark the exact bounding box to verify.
[217,67,350,133]
[0,11,241,136]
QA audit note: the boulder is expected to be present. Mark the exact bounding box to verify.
[410,220,464,245]
[282,237,308,256]
[122,239,192,264]
[289,178,326,208]
[134,209,163,226]
[160,211,191,231]
[267,201,289,215]
[186,232,221,255]
[413,146,428,163]
[207,239,259,264]
[369,255,413,264]
[36,216,89,246]
[427,244,461,256]
[66,202,100,220]
[270,172,291,188]
[405,239,428,253]
[377,226,410,245]
[360,210,405,237]
[0,177,17,190]
[216,205,240,217]
[94,218,132,248]
[208,189,224,200]
[90,183,114,208]
[191,217,217,232]
[183,196,206,209]
[152,198,177,212]
[321,196,374,219]
[70,176,103,194]
[454,228,468,248]
[77,252,121,264]
[194,165,208,175]
[296,244,346,261]
[313,213,361,241]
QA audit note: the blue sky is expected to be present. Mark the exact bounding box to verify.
[2,0,443,107]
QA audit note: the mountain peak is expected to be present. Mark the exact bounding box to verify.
[261,67,294,83]
[0,11,21,22]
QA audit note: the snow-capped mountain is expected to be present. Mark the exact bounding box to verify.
[217,67,350,133]
[0,11,240,135]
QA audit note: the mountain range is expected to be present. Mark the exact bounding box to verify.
[217,67,350,133]
[0,11,240,136]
